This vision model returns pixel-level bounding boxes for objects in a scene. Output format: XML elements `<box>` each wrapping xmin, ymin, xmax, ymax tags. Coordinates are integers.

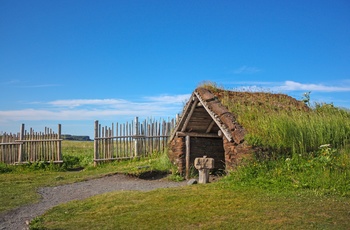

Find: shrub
<box><xmin>0</xmin><ymin>163</ymin><xmax>13</xmax><ymax>173</ymax></box>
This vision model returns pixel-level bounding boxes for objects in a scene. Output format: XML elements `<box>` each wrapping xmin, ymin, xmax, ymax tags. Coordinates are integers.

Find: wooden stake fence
<box><xmin>0</xmin><ymin>124</ymin><xmax>62</xmax><ymax>164</ymax></box>
<box><xmin>94</xmin><ymin>117</ymin><xmax>176</xmax><ymax>165</ymax></box>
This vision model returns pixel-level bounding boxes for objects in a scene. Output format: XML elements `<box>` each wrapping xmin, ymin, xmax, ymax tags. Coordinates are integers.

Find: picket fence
<box><xmin>94</xmin><ymin>117</ymin><xmax>176</xmax><ymax>165</ymax></box>
<box><xmin>0</xmin><ymin>124</ymin><xmax>62</xmax><ymax>164</ymax></box>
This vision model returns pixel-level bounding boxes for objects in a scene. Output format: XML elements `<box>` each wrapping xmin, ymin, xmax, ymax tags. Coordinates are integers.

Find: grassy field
<box><xmin>31</xmin><ymin>183</ymin><xmax>350</xmax><ymax>230</ymax></box>
<box><xmin>0</xmin><ymin>141</ymin><xmax>177</xmax><ymax>213</ymax></box>
<box><xmin>0</xmin><ymin>141</ymin><xmax>348</xmax><ymax>229</ymax></box>
<box><xmin>28</xmin><ymin>143</ymin><xmax>349</xmax><ymax>229</ymax></box>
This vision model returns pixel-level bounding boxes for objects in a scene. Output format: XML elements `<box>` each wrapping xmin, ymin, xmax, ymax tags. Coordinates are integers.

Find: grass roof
<box><xmin>200</xmin><ymin>83</ymin><xmax>350</xmax><ymax>158</ymax></box>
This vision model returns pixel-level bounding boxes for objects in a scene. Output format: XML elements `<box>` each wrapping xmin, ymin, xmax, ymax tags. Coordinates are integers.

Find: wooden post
<box><xmin>134</xmin><ymin>117</ymin><xmax>139</xmax><ymax>157</ymax></box>
<box><xmin>185</xmin><ymin>135</ymin><xmax>190</xmax><ymax>180</ymax></box>
<box><xmin>94</xmin><ymin>120</ymin><xmax>99</xmax><ymax>167</ymax></box>
<box><xmin>18</xmin><ymin>123</ymin><xmax>24</xmax><ymax>163</ymax></box>
<box><xmin>57</xmin><ymin>124</ymin><xmax>62</xmax><ymax>162</ymax></box>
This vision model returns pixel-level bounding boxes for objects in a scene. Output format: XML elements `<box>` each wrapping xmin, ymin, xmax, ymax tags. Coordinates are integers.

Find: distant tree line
<box><xmin>61</xmin><ymin>134</ymin><xmax>91</xmax><ymax>141</ymax></box>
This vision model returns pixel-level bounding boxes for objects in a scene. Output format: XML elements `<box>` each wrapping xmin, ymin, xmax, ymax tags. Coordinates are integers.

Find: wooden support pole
<box><xmin>94</xmin><ymin>120</ymin><xmax>99</xmax><ymax>167</ymax></box>
<box><xmin>57</xmin><ymin>124</ymin><xmax>62</xmax><ymax>162</ymax></box>
<box><xmin>185</xmin><ymin>135</ymin><xmax>190</xmax><ymax>180</ymax></box>
<box><xmin>18</xmin><ymin>123</ymin><xmax>24</xmax><ymax>163</ymax></box>
<box><xmin>134</xmin><ymin>117</ymin><xmax>139</xmax><ymax>157</ymax></box>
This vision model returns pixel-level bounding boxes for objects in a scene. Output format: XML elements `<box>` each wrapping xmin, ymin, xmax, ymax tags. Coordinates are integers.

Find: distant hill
<box><xmin>61</xmin><ymin>134</ymin><xmax>91</xmax><ymax>141</ymax></box>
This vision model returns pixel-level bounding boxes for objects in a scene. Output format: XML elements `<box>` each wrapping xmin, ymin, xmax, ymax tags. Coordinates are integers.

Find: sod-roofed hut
<box><xmin>168</xmin><ymin>86</ymin><xmax>308</xmax><ymax>177</ymax></box>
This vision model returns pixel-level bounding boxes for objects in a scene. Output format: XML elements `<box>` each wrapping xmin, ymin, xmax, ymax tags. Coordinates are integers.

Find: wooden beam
<box><xmin>193</xmin><ymin>91</ymin><xmax>233</xmax><ymax>142</ymax></box>
<box><xmin>181</xmin><ymin>97</ymin><xmax>199</xmax><ymax>132</ymax></box>
<box><xmin>205</xmin><ymin>120</ymin><xmax>215</xmax><ymax>133</ymax></box>
<box><xmin>176</xmin><ymin>131</ymin><xmax>221</xmax><ymax>138</ymax></box>
<box><xmin>185</xmin><ymin>135</ymin><xmax>190</xmax><ymax>180</ymax></box>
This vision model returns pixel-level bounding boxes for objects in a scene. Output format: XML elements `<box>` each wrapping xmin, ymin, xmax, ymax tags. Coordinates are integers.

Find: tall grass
<box><xmin>223</xmin><ymin>144</ymin><xmax>350</xmax><ymax>196</ymax></box>
<box><xmin>221</xmin><ymin>93</ymin><xmax>350</xmax><ymax>158</ymax></box>
<box><xmin>205</xmin><ymin>86</ymin><xmax>350</xmax><ymax>196</ymax></box>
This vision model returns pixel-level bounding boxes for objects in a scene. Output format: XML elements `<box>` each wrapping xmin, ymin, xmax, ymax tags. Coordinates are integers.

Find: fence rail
<box><xmin>94</xmin><ymin>117</ymin><xmax>176</xmax><ymax>165</ymax></box>
<box><xmin>0</xmin><ymin>124</ymin><xmax>62</xmax><ymax>164</ymax></box>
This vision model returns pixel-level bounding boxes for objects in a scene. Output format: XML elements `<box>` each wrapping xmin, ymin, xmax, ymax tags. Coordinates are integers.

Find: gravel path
<box><xmin>0</xmin><ymin>174</ymin><xmax>187</xmax><ymax>230</ymax></box>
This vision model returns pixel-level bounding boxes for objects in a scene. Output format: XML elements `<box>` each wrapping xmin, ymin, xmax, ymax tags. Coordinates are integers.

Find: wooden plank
<box><xmin>14</xmin><ymin>160</ymin><xmax>64</xmax><ymax>165</ymax></box>
<box><xmin>94</xmin><ymin>157</ymin><xmax>134</xmax><ymax>162</ymax></box>
<box><xmin>15</xmin><ymin>139</ymin><xmax>63</xmax><ymax>142</ymax></box>
<box><xmin>176</xmin><ymin>131</ymin><xmax>220</xmax><ymax>138</ymax></box>
<box><xmin>0</xmin><ymin>142</ymin><xmax>22</xmax><ymax>146</ymax></box>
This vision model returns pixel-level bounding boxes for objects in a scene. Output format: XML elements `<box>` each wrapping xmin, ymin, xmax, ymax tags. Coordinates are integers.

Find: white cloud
<box><xmin>48</xmin><ymin>94</ymin><xmax>191</xmax><ymax>108</ymax></box>
<box><xmin>233</xmin><ymin>66</ymin><xmax>262</xmax><ymax>74</ymax></box>
<box><xmin>275</xmin><ymin>81</ymin><xmax>350</xmax><ymax>92</ymax></box>
<box><xmin>0</xmin><ymin>108</ymin><xmax>167</xmax><ymax>122</ymax></box>
<box><xmin>143</xmin><ymin>94</ymin><xmax>190</xmax><ymax>104</ymax></box>
<box><xmin>1</xmin><ymin>80</ymin><xmax>61</xmax><ymax>88</ymax></box>
<box><xmin>48</xmin><ymin>99</ymin><xmax>129</xmax><ymax>108</ymax></box>
<box><xmin>0</xmin><ymin>94</ymin><xmax>190</xmax><ymax>122</ymax></box>
<box><xmin>228</xmin><ymin>80</ymin><xmax>350</xmax><ymax>93</ymax></box>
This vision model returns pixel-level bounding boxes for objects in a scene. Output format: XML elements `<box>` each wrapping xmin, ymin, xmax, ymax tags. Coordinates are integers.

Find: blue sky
<box><xmin>1</xmin><ymin>0</ymin><xmax>349</xmax><ymax>138</ymax></box>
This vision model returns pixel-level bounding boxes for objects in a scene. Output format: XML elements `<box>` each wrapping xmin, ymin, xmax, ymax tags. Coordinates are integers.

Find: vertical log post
<box><xmin>134</xmin><ymin>117</ymin><xmax>139</xmax><ymax>157</ymax></box>
<box><xmin>185</xmin><ymin>135</ymin><xmax>190</xmax><ymax>180</ymax></box>
<box><xmin>94</xmin><ymin>120</ymin><xmax>99</xmax><ymax>167</ymax></box>
<box><xmin>18</xmin><ymin>123</ymin><xmax>25</xmax><ymax>163</ymax></box>
<box><xmin>57</xmin><ymin>124</ymin><xmax>62</xmax><ymax>162</ymax></box>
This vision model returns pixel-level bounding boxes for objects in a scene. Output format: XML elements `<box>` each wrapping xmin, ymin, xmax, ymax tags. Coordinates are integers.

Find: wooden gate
<box><xmin>94</xmin><ymin>117</ymin><xmax>176</xmax><ymax>165</ymax></box>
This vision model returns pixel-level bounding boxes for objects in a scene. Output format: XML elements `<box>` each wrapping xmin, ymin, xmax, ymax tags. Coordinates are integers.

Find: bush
<box><xmin>61</xmin><ymin>155</ymin><xmax>81</xmax><ymax>170</ymax></box>
<box><xmin>0</xmin><ymin>163</ymin><xmax>13</xmax><ymax>173</ymax></box>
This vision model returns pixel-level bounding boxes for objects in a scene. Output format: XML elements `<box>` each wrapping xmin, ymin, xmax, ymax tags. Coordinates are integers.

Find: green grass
<box><xmin>28</xmin><ymin>144</ymin><xmax>350</xmax><ymax>229</ymax></box>
<box><xmin>234</xmin><ymin>100</ymin><xmax>349</xmax><ymax>158</ymax></box>
<box><xmin>224</xmin><ymin>145</ymin><xmax>350</xmax><ymax>197</ymax></box>
<box><xmin>0</xmin><ymin>141</ymin><xmax>178</xmax><ymax>213</ymax></box>
<box><xmin>31</xmin><ymin>182</ymin><xmax>350</xmax><ymax>230</ymax></box>
<box><xmin>1</xmin><ymin>136</ymin><xmax>349</xmax><ymax>229</ymax></box>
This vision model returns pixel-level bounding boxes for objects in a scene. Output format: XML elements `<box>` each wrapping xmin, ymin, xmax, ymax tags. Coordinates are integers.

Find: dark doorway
<box><xmin>189</xmin><ymin>137</ymin><xmax>225</xmax><ymax>173</ymax></box>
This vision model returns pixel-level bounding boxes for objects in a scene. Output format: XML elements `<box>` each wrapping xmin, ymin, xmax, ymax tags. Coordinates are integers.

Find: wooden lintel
<box><xmin>205</xmin><ymin>120</ymin><xmax>215</xmax><ymax>133</ymax></box>
<box><xmin>176</xmin><ymin>131</ymin><xmax>221</xmax><ymax>138</ymax></box>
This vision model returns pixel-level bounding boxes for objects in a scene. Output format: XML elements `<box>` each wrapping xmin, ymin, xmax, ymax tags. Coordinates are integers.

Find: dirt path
<box><xmin>0</xmin><ymin>174</ymin><xmax>187</xmax><ymax>230</ymax></box>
